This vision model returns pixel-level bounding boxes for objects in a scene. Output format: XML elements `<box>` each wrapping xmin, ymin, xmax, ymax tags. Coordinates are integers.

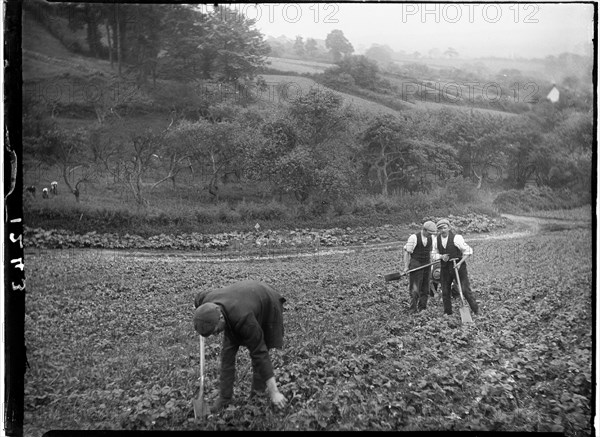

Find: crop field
<box><xmin>265</xmin><ymin>57</ymin><xmax>335</xmax><ymax>74</ymax></box>
<box><xmin>23</xmin><ymin>225</ymin><xmax>593</xmax><ymax>434</ymax></box>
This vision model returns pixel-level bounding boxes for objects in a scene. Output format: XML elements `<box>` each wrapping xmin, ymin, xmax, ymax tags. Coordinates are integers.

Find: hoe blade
<box><xmin>192</xmin><ymin>396</ymin><xmax>208</xmax><ymax>420</ymax></box>
<box><xmin>459</xmin><ymin>305</ymin><xmax>473</xmax><ymax>324</ymax></box>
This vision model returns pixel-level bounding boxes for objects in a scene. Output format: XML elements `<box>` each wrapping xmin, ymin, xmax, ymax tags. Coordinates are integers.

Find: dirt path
<box><xmin>498</xmin><ymin>213</ymin><xmax>591</xmax><ymax>236</ymax></box>
<box><xmin>86</xmin><ymin>213</ymin><xmax>591</xmax><ymax>263</ymax></box>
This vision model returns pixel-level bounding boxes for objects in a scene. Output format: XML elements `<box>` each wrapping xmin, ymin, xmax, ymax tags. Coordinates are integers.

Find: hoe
<box><xmin>452</xmin><ymin>258</ymin><xmax>473</xmax><ymax>325</ymax></box>
<box><xmin>384</xmin><ymin>260</ymin><xmax>439</xmax><ymax>282</ymax></box>
<box><xmin>192</xmin><ymin>335</ymin><xmax>209</xmax><ymax>420</ymax></box>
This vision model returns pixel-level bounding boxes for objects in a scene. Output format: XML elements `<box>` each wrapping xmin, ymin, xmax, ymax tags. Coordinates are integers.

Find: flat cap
<box><xmin>423</xmin><ymin>220</ymin><xmax>437</xmax><ymax>233</ymax></box>
<box><xmin>436</xmin><ymin>218</ymin><xmax>450</xmax><ymax>229</ymax></box>
<box><xmin>193</xmin><ymin>303</ymin><xmax>221</xmax><ymax>337</ymax></box>
<box><xmin>194</xmin><ymin>290</ymin><xmax>211</xmax><ymax>309</ymax></box>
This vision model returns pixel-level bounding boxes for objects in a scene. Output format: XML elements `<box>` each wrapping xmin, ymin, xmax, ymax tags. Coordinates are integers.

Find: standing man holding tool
<box><xmin>402</xmin><ymin>220</ymin><xmax>438</xmax><ymax>312</ymax></box>
<box><xmin>193</xmin><ymin>280</ymin><xmax>287</xmax><ymax>413</ymax></box>
<box><xmin>432</xmin><ymin>218</ymin><xmax>479</xmax><ymax>317</ymax></box>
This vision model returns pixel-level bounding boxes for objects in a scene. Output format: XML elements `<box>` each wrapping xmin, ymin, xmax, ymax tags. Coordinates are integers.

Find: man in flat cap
<box><xmin>193</xmin><ymin>280</ymin><xmax>287</xmax><ymax>412</ymax></box>
<box><xmin>402</xmin><ymin>220</ymin><xmax>438</xmax><ymax>312</ymax></box>
<box><xmin>432</xmin><ymin>218</ymin><xmax>479</xmax><ymax>316</ymax></box>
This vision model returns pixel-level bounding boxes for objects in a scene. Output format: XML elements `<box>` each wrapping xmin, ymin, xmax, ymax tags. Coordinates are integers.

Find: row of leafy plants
<box><xmin>23</xmin><ymin>212</ymin><xmax>508</xmax><ymax>251</ymax></box>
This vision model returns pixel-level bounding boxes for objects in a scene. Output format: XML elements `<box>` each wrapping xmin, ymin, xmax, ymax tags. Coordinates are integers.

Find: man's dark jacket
<box><xmin>194</xmin><ymin>280</ymin><xmax>286</xmax><ymax>399</ymax></box>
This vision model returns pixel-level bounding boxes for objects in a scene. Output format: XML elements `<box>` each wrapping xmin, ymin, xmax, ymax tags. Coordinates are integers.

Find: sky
<box><xmin>220</xmin><ymin>2</ymin><xmax>595</xmax><ymax>59</ymax></box>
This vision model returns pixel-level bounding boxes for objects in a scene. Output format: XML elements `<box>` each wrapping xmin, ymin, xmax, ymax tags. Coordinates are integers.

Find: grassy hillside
<box><xmin>23</xmin><ymin>12</ymin><xmax>115</xmax><ymax>80</ymax></box>
<box><xmin>265</xmin><ymin>56</ymin><xmax>333</xmax><ymax>74</ymax></box>
<box><xmin>260</xmin><ymin>74</ymin><xmax>404</xmax><ymax>116</ymax></box>
<box><xmin>264</xmin><ymin>57</ymin><xmax>521</xmax><ymax>117</ymax></box>
<box><xmin>21</xmin><ymin>10</ymin><xmax>588</xmax><ymax>238</ymax></box>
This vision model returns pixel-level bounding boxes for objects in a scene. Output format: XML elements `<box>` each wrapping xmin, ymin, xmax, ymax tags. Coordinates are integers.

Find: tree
<box><xmin>152</xmin><ymin>114</ymin><xmax>194</xmax><ymax>189</ymax></box>
<box><xmin>169</xmin><ymin>119</ymin><xmax>246</xmax><ymax>200</ymax></box>
<box><xmin>325</xmin><ymin>29</ymin><xmax>353</xmax><ymax>62</ymax></box>
<box><xmin>83</xmin><ymin>3</ymin><xmax>103</xmax><ymax>58</ymax></box>
<box><xmin>157</xmin><ymin>5</ymin><xmax>269</xmax><ymax>83</ymax></box>
<box><xmin>58</xmin><ymin>3</ymin><xmax>103</xmax><ymax>57</ymax></box>
<box><xmin>332</xmin><ymin>55</ymin><xmax>380</xmax><ymax>90</ymax></box>
<box><xmin>364</xmin><ymin>44</ymin><xmax>393</xmax><ymax>67</ymax></box>
<box><xmin>456</xmin><ymin>113</ymin><xmax>512</xmax><ymax>189</ymax></box>
<box><xmin>271</xmin><ymin>146</ymin><xmax>318</xmax><ymax>202</ymax></box>
<box><xmin>428</xmin><ymin>109</ymin><xmax>513</xmax><ymax>189</ymax></box>
<box><xmin>242</xmin><ymin>117</ymin><xmax>359</xmax><ymax>203</ymax></box>
<box><xmin>360</xmin><ymin>114</ymin><xmax>408</xmax><ymax>196</ymax></box>
<box><xmin>243</xmin><ymin>119</ymin><xmax>298</xmax><ymax>183</ymax></box>
<box><xmin>36</xmin><ymin>126</ymin><xmax>92</xmax><ymax>202</ymax></box>
<box><xmin>128</xmin><ymin>5</ymin><xmax>163</xmax><ymax>86</ymax></box>
<box><xmin>305</xmin><ymin>38</ymin><xmax>318</xmax><ymax>57</ymax></box>
<box><xmin>91</xmin><ymin>77</ymin><xmax>149</xmax><ymax>124</ymax></box>
<box><xmin>444</xmin><ymin>47</ymin><xmax>459</xmax><ymax>58</ymax></box>
<box><xmin>121</xmin><ymin>129</ymin><xmax>166</xmax><ymax>206</ymax></box>
<box><xmin>198</xmin><ymin>6</ymin><xmax>270</xmax><ymax>83</ymax></box>
<box><xmin>157</xmin><ymin>5</ymin><xmax>207</xmax><ymax>81</ymax></box>
<box><xmin>361</xmin><ymin>113</ymin><xmax>461</xmax><ymax>195</ymax></box>
<box><xmin>293</xmin><ymin>36</ymin><xmax>305</xmax><ymax>56</ymax></box>
<box><xmin>501</xmin><ymin>117</ymin><xmax>544</xmax><ymax>188</ymax></box>
<box><xmin>246</xmin><ymin>88</ymin><xmax>360</xmax><ymax>203</ymax></box>
<box><xmin>88</xmin><ymin>122</ymin><xmax>120</xmax><ymax>178</ymax></box>
<box><xmin>534</xmin><ymin>110</ymin><xmax>593</xmax><ymax>192</ymax></box>
<box><xmin>288</xmin><ymin>87</ymin><xmax>353</xmax><ymax>151</ymax></box>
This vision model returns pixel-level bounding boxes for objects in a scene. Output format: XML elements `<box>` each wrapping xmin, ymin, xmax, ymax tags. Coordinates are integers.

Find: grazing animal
<box><xmin>50</xmin><ymin>181</ymin><xmax>58</xmax><ymax>195</ymax></box>
<box><xmin>42</xmin><ymin>187</ymin><xmax>49</xmax><ymax>199</ymax></box>
<box><xmin>26</xmin><ymin>185</ymin><xmax>36</xmax><ymax>197</ymax></box>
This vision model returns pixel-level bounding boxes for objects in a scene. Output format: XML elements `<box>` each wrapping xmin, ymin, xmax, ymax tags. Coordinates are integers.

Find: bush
<box><xmin>195</xmin><ymin>208</ymin><xmax>216</xmax><ymax>224</ymax></box>
<box><xmin>492</xmin><ymin>187</ymin><xmax>587</xmax><ymax>213</ymax></box>
<box><xmin>291</xmin><ymin>204</ymin><xmax>313</xmax><ymax>221</ymax></box>
<box><xmin>257</xmin><ymin>200</ymin><xmax>289</xmax><ymax>221</ymax></box>
<box><xmin>445</xmin><ymin>177</ymin><xmax>479</xmax><ymax>203</ymax></box>
<box><xmin>352</xmin><ymin>194</ymin><xmax>399</xmax><ymax>215</ymax></box>
<box><xmin>332</xmin><ymin>199</ymin><xmax>348</xmax><ymax>216</ymax></box>
<box><xmin>235</xmin><ymin>200</ymin><xmax>288</xmax><ymax>221</ymax></box>
<box><xmin>217</xmin><ymin>205</ymin><xmax>241</xmax><ymax>223</ymax></box>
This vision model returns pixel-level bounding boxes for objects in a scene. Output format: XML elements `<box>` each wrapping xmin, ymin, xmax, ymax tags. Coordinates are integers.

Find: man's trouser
<box><xmin>220</xmin><ymin>337</ymin><xmax>268</xmax><ymax>401</ymax></box>
<box><xmin>439</xmin><ymin>262</ymin><xmax>479</xmax><ymax>315</ymax></box>
<box><xmin>408</xmin><ymin>265</ymin><xmax>431</xmax><ymax>312</ymax></box>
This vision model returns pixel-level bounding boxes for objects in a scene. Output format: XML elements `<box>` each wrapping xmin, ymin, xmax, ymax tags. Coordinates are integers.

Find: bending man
<box><xmin>193</xmin><ymin>280</ymin><xmax>287</xmax><ymax>412</ymax></box>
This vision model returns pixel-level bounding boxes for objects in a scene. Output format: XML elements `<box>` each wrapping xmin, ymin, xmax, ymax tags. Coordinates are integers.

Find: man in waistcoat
<box><xmin>432</xmin><ymin>218</ymin><xmax>479</xmax><ymax>316</ymax></box>
<box><xmin>403</xmin><ymin>220</ymin><xmax>437</xmax><ymax>312</ymax></box>
<box><xmin>193</xmin><ymin>280</ymin><xmax>287</xmax><ymax>412</ymax></box>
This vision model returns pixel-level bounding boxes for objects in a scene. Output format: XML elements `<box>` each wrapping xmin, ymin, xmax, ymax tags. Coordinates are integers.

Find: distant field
<box><xmin>263</xmin><ymin>58</ymin><xmax>519</xmax><ymax>117</ymax></box>
<box><xmin>392</xmin><ymin>56</ymin><xmax>551</xmax><ymax>79</ymax></box>
<box><xmin>260</xmin><ymin>74</ymin><xmax>401</xmax><ymax>116</ymax></box>
<box><xmin>265</xmin><ymin>56</ymin><xmax>334</xmax><ymax>74</ymax></box>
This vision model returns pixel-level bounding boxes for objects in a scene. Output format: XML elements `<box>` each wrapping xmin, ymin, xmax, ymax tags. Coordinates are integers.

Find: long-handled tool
<box><xmin>384</xmin><ymin>260</ymin><xmax>439</xmax><ymax>282</ymax></box>
<box><xmin>451</xmin><ymin>258</ymin><xmax>473</xmax><ymax>324</ymax></box>
<box><xmin>192</xmin><ymin>335</ymin><xmax>209</xmax><ymax>419</ymax></box>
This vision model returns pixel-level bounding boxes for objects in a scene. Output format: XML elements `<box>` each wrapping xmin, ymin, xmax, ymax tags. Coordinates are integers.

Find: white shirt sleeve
<box><xmin>453</xmin><ymin>234</ymin><xmax>473</xmax><ymax>256</ymax></box>
<box><xmin>404</xmin><ymin>234</ymin><xmax>417</xmax><ymax>253</ymax></box>
<box><xmin>431</xmin><ymin>237</ymin><xmax>441</xmax><ymax>260</ymax></box>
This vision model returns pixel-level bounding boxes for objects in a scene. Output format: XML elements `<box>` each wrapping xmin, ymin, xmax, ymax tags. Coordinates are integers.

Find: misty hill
<box><xmin>263</xmin><ymin>31</ymin><xmax>593</xmax><ymax>91</ymax></box>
